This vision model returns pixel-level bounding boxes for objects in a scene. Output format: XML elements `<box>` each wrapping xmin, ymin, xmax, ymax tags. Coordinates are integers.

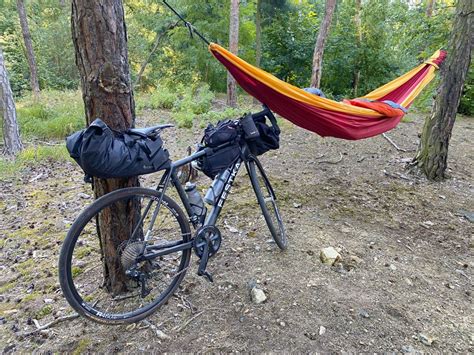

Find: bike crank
<box><xmin>193</xmin><ymin>226</ymin><xmax>221</xmax><ymax>282</ymax></box>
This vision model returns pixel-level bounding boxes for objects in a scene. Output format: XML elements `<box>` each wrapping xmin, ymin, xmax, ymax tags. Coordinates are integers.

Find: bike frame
<box><xmin>137</xmin><ymin>106</ymin><xmax>279</xmax><ymax>261</ymax></box>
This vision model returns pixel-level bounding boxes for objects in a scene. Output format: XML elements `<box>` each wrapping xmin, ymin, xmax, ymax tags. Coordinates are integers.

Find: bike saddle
<box><xmin>128</xmin><ymin>124</ymin><xmax>174</xmax><ymax>137</ymax></box>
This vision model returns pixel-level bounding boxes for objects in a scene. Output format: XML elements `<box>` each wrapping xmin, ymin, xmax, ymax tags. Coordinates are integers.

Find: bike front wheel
<box><xmin>247</xmin><ymin>158</ymin><xmax>288</xmax><ymax>250</ymax></box>
<box><xmin>58</xmin><ymin>187</ymin><xmax>192</xmax><ymax>324</ymax></box>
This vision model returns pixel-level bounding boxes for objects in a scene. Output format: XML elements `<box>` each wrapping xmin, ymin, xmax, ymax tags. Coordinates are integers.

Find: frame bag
<box><xmin>66</xmin><ymin>119</ymin><xmax>171</xmax><ymax>179</ymax></box>
<box><xmin>198</xmin><ymin>120</ymin><xmax>241</xmax><ymax>179</ymax></box>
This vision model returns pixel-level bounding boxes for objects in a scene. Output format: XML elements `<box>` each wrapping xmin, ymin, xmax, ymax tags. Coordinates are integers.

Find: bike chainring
<box><xmin>193</xmin><ymin>226</ymin><xmax>222</xmax><ymax>258</ymax></box>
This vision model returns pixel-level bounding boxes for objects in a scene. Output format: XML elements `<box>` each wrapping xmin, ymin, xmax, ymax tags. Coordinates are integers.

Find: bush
<box><xmin>16</xmin><ymin>90</ymin><xmax>84</xmax><ymax>139</ymax></box>
<box><xmin>172</xmin><ymin>111</ymin><xmax>195</xmax><ymax>128</ymax></box>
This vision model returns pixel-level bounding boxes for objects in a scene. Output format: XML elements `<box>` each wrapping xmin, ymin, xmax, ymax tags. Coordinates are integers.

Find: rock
<box><xmin>320</xmin><ymin>247</ymin><xmax>341</xmax><ymax>265</ymax></box>
<box><xmin>227</xmin><ymin>226</ymin><xmax>239</xmax><ymax>233</ymax></box>
<box><xmin>389</xmin><ymin>264</ymin><xmax>397</xmax><ymax>271</ymax></box>
<box><xmin>358</xmin><ymin>309</ymin><xmax>370</xmax><ymax>318</ymax></box>
<box><xmin>319</xmin><ymin>325</ymin><xmax>326</xmax><ymax>335</ymax></box>
<box><xmin>33</xmin><ymin>250</ymin><xmax>47</xmax><ymax>258</ymax></box>
<box><xmin>304</xmin><ymin>332</ymin><xmax>317</xmax><ymax>340</ymax></box>
<box><xmin>44</xmin><ymin>298</ymin><xmax>54</xmax><ymax>304</ymax></box>
<box><xmin>293</xmin><ymin>203</ymin><xmax>302</xmax><ymax>208</ymax></box>
<box><xmin>156</xmin><ymin>329</ymin><xmax>171</xmax><ymax>340</ymax></box>
<box><xmin>459</xmin><ymin>210</ymin><xmax>474</xmax><ymax>223</ymax></box>
<box><xmin>78</xmin><ymin>192</ymin><xmax>91</xmax><ymax>199</ymax></box>
<box><xmin>279</xmin><ymin>321</ymin><xmax>286</xmax><ymax>327</ymax></box>
<box><xmin>0</xmin><ymin>317</ymin><xmax>6</xmax><ymax>325</ymax></box>
<box><xmin>405</xmin><ymin>278</ymin><xmax>413</xmax><ymax>286</ymax></box>
<box><xmin>401</xmin><ymin>345</ymin><xmax>415</xmax><ymax>353</ymax></box>
<box><xmin>418</xmin><ymin>333</ymin><xmax>435</xmax><ymax>346</ymax></box>
<box><xmin>250</xmin><ymin>287</ymin><xmax>267</xmax><ymax>304</ymax></box>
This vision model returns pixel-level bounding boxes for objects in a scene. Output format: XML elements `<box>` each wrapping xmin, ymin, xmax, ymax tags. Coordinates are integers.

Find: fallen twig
<box><xmin>22</xmin><ymin>313</ymin><xmax>79</xmax><ymax>336</ymax></box>
<box><xmin>318</xmin><ymin>152</ymin><xmax>343</xmax><ymax>164</ymax></box>
<box><xmin>172</xmin><ymin>310</ymin><xmax>204</xmax><ymax>333</ymax></box>
<box><xmin>382</xmin><ymin>133</ymin><xmax>413</xmax><ymax>152</ymax></box>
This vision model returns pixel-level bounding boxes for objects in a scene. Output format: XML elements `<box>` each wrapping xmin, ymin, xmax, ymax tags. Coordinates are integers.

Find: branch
<box><xmin>317</xmin><ymin>152</ymin><xmax>343</xmax><ymax>164</ymax></box>
<box><xmin>382</xmin><ymin>133</ymin><xmax>413</xmax><ymax>152</ymax></box>
<box><xmin>21</xmin><ymin>313</ymin><xmax>79</xmax><ymax>336</ymax></box>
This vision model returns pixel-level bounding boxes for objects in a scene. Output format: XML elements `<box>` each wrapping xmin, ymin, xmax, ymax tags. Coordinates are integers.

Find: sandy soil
<box><xmin>1</xmin><ymin>107</ymin><xmax>473</xmax><ymax>353</ymax></box>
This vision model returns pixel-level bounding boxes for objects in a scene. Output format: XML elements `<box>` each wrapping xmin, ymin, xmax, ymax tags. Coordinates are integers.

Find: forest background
<box><xmin>0</xmin><ymin>0</ymin><xmax>472</xmax><ymax>145</ymax></box>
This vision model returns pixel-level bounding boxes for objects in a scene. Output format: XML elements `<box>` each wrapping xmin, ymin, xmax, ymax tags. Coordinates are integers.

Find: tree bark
<box><xmin>310</xmin><ymin>0</ymin><xmax>337</xmax><ymax>88</ymax></box>
<box><xmin>353</xmin><ymin>0</ymin><xmax>362</xmax><ymax>97</ymax></box>
<box><xmin>227</xmin><ymin>0</ymin><xmax>240</xmax><ymax>107</ymax></box>
<box><xmin>426</xmin><ymin>0</ymin><xmax>436</xmax><ymax>17</ymax></box>
<box><xmin>413</xmin><ymin>0</ymin><xmax>473</xmax><ymax>181</ymax></box>
<box><xmin>16</xmin><ymin>0</ymin><xmax>40</xmax><ymax>97</ymax></box>
<box><xmin>0</xmin><ymin>48</ymin><xmax>23</xmax><ymax>156</ymax></box>
<box><xmin>71</xmin><ymin>0</ymin><xmax>139</xmax><ymax>294</ymax></box>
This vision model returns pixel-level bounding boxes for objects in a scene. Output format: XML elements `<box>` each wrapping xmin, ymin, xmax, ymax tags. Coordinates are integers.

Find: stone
<box><xmin>320</xmin><ymin>247</ymin><xmax>341</xmax><ymax>265</ymax></box>
<box><xmin>358</xmin><ymin>309</ymin><xmax>370</xmax><ymax>318</ymax></box>
<box><xmin>78</xmin><ymin>192</ymin><xmax>91</xmax><ymax>199</ymax></box>
<box><xmin>319</xmin><ymin>325</ymin><xmax>326</xmax><ymax>335</ymax></box>
<box><xmin>44</xmin><ymin>298</ymin><xmax>54</xmax><ymax>304</ymax></box>
<box><xmin>418</xmin><ymin>333</ymin><xmax>435</xmax><ymax>346</ymax></box>
<box><xmin>250</xmin><ymin>287</ymin><xmax>267</xmax><ymax>304</ymax></box>
<box><xmin>156</xmin><ymin>329</ymin><xmax>171</xmax><ymax>340</ymax></box>
<box><xmin>389</xmin><ymin>264</ymin><xmax>397</xmax><ymax>271</ymax></box>
<box><xmin>459</xmin><ymin>210</ymin><xmax>474</xmax><ymax>223</ymax></box>
<box><xmin>401</xmin><ymin>345</ymin><xmax>415</xmax><ymax>353</ymax></box>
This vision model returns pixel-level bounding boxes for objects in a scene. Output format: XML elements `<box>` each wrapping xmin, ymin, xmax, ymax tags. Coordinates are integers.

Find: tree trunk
<box><xmin>413</xmin><ymin>0</ymin><xmax>473</xmax><ymax>181</ymax></box>
<box><xmin>16</xmin><ymin>0</ymin><xmax>40</xmax><ymax>97</ymax></box>
<box><xmin>71</xmin><ymin>0</ymin><xmax>139</xmax><ymax>294</ymax></box>
<box><xmin>426</xmin><ymin>0</ymin><xmax>435</xmax><ymax>17</ymax></box>
<box><xmin>227</xmin><ymin>0</ymin><xmax>240</xmax><ymax>107</ymax></box>
<box><xmin>353</xmin><ymin>0</ymin><xmax>362</xmax><ymax>97</ymax></box>
<box><xmin>0</xmin><ymin>48</ymin><xmax>23</xmax><ymax>156</ymax></box>
<box><xmin>253</xmin><ymin>0</ymin><xmax>262</xmax><ymax>105</ymax></box>
<box><xmin>310</xmin><ymin>0</ymin><xmax>337</xmax><ymax>88</ymax></box>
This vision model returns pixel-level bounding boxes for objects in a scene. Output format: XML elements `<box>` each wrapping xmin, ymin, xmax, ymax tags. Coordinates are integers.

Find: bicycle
<box><xmin>58</xmin><ymin>106</ymin><xmax>287</xmax><ymax>324</ymax></box>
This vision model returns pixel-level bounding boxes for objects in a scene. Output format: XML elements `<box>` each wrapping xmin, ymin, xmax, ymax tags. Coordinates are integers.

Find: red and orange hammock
<box><xmin>210</xmin><ymin>43</ymin><xmax>446</xmax><ymax>140</ymax></box>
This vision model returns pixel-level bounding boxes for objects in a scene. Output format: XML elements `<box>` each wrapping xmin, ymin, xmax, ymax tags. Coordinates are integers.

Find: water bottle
<box><xmin>185</xmin><ymin>182</ymin><xmax>206</xmax><ymax>222</ymax></box>
<box><xmin>204</xmin><ymin>168</ymin><xmax>231</xmax><ymax>205</ymax></box>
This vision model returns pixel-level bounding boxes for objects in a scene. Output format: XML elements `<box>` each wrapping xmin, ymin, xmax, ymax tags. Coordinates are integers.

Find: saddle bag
<box><xmin>66</xmin><ymin>119</ymin><xmax>171</xmax><ymax>179</ymax></box>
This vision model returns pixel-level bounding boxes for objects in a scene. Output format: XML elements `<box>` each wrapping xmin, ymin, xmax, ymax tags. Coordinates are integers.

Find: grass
<box><xmin>0</xmin><ymin>144</ymin><xmax>72</xmax><ymax>180</ymax></box>
<box><xmin>16</xmin><ymin>90</ymin><xmax>85</xmax><ymax>140</ymax></box>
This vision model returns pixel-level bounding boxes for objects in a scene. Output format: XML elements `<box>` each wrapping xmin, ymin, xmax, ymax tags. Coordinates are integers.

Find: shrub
<box><xmin>16</xmin><ymin>90</ymin><xmax>84</xmax><ymax>139</ymax></box>
<box><xmin>172</xmin><ymin>111</ymin><xmax>195</xmax><ymax>128</ymax></box>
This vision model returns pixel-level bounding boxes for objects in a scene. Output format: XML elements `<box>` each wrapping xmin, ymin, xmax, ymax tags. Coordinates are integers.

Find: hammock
<box><xmin>210</xmin><ymin>43</ymin><xmax>446</xmax><ymax>140</ymax></box>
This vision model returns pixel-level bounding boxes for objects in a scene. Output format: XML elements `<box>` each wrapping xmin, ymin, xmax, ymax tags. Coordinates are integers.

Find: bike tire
<box><xmin>247</xmin><ymin>158</ymin><xmax>288</xmax><ymax>250</ymax></box>
<box><xmin>58</xmin><ymin>187</ymin><xmax>192</xmax><ymax>324</ymax></box>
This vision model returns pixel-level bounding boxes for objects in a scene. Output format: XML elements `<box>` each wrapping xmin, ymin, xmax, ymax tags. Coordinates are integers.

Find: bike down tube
<box><xmin>204</xmin><ymin>159</ymin><xmax>243</xmax><ymax>226</ymax></box>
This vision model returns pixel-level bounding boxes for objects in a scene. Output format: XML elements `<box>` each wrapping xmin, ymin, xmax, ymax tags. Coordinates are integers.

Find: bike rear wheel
<box><xmin>247</xmin><ymin>159</ymin><xmax>288</xmax><ymax>250</ymax></box>
<box><xmin>58</xmin><ymin>187</ymin><xmax>192</xmax><ymax>324</ymax></box>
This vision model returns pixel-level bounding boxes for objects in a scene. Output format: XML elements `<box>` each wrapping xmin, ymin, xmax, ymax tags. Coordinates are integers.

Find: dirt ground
<box><xmin>1</xmin><ymin>106</ymin><xmax>473</xmax><ymax>353</ymax></box>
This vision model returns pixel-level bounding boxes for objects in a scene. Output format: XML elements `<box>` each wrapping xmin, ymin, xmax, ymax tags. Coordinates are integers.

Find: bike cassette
<box><xmin>193</xmin><ymin>226</ymin><xmax>222</xmax><ymax>258</ymax></box>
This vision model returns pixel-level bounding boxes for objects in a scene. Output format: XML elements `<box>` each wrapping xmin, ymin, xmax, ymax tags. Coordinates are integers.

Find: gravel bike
<box><xmin>58</xmin><ymin>106</ymin><xmax>287</xmax><ymax>324</ymax></box>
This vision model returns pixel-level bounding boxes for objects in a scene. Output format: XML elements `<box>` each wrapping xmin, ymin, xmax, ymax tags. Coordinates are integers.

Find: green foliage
<box><xmin>458</xmin><ymin>62</ymin><xmax>474</xmax><ymax>116</ymax></box>
<box><xmin>2</xmin><ymin>0</ymin><xmax>470</xmax><ymax>127</ymax></box>
<box><xmin>16</xmin><ymin>91</ymin><xmax>84</xmax><ymax>139</ymax></box>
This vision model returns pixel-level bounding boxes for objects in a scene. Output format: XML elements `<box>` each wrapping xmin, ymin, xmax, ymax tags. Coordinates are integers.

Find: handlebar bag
<box><xmin>66</xmin><ymin>118</ymin><xmax>171</xmax><ymax>179</ymax></box>
<box><xmin>203</xmin><ymin>120</ymin><xmax>239</xmax><ymax>147</ymax></box>
<box><xmin>247</xmin><ymin>115</ymin><xmax>280</xmax><ymax>156</ymax></box>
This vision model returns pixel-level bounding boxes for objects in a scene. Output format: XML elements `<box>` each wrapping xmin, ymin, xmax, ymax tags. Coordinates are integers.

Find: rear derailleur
<box><xmin>193</xmin><ymin>226</ymin><xmax>222</xmax><ymax>283</ymax></box>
